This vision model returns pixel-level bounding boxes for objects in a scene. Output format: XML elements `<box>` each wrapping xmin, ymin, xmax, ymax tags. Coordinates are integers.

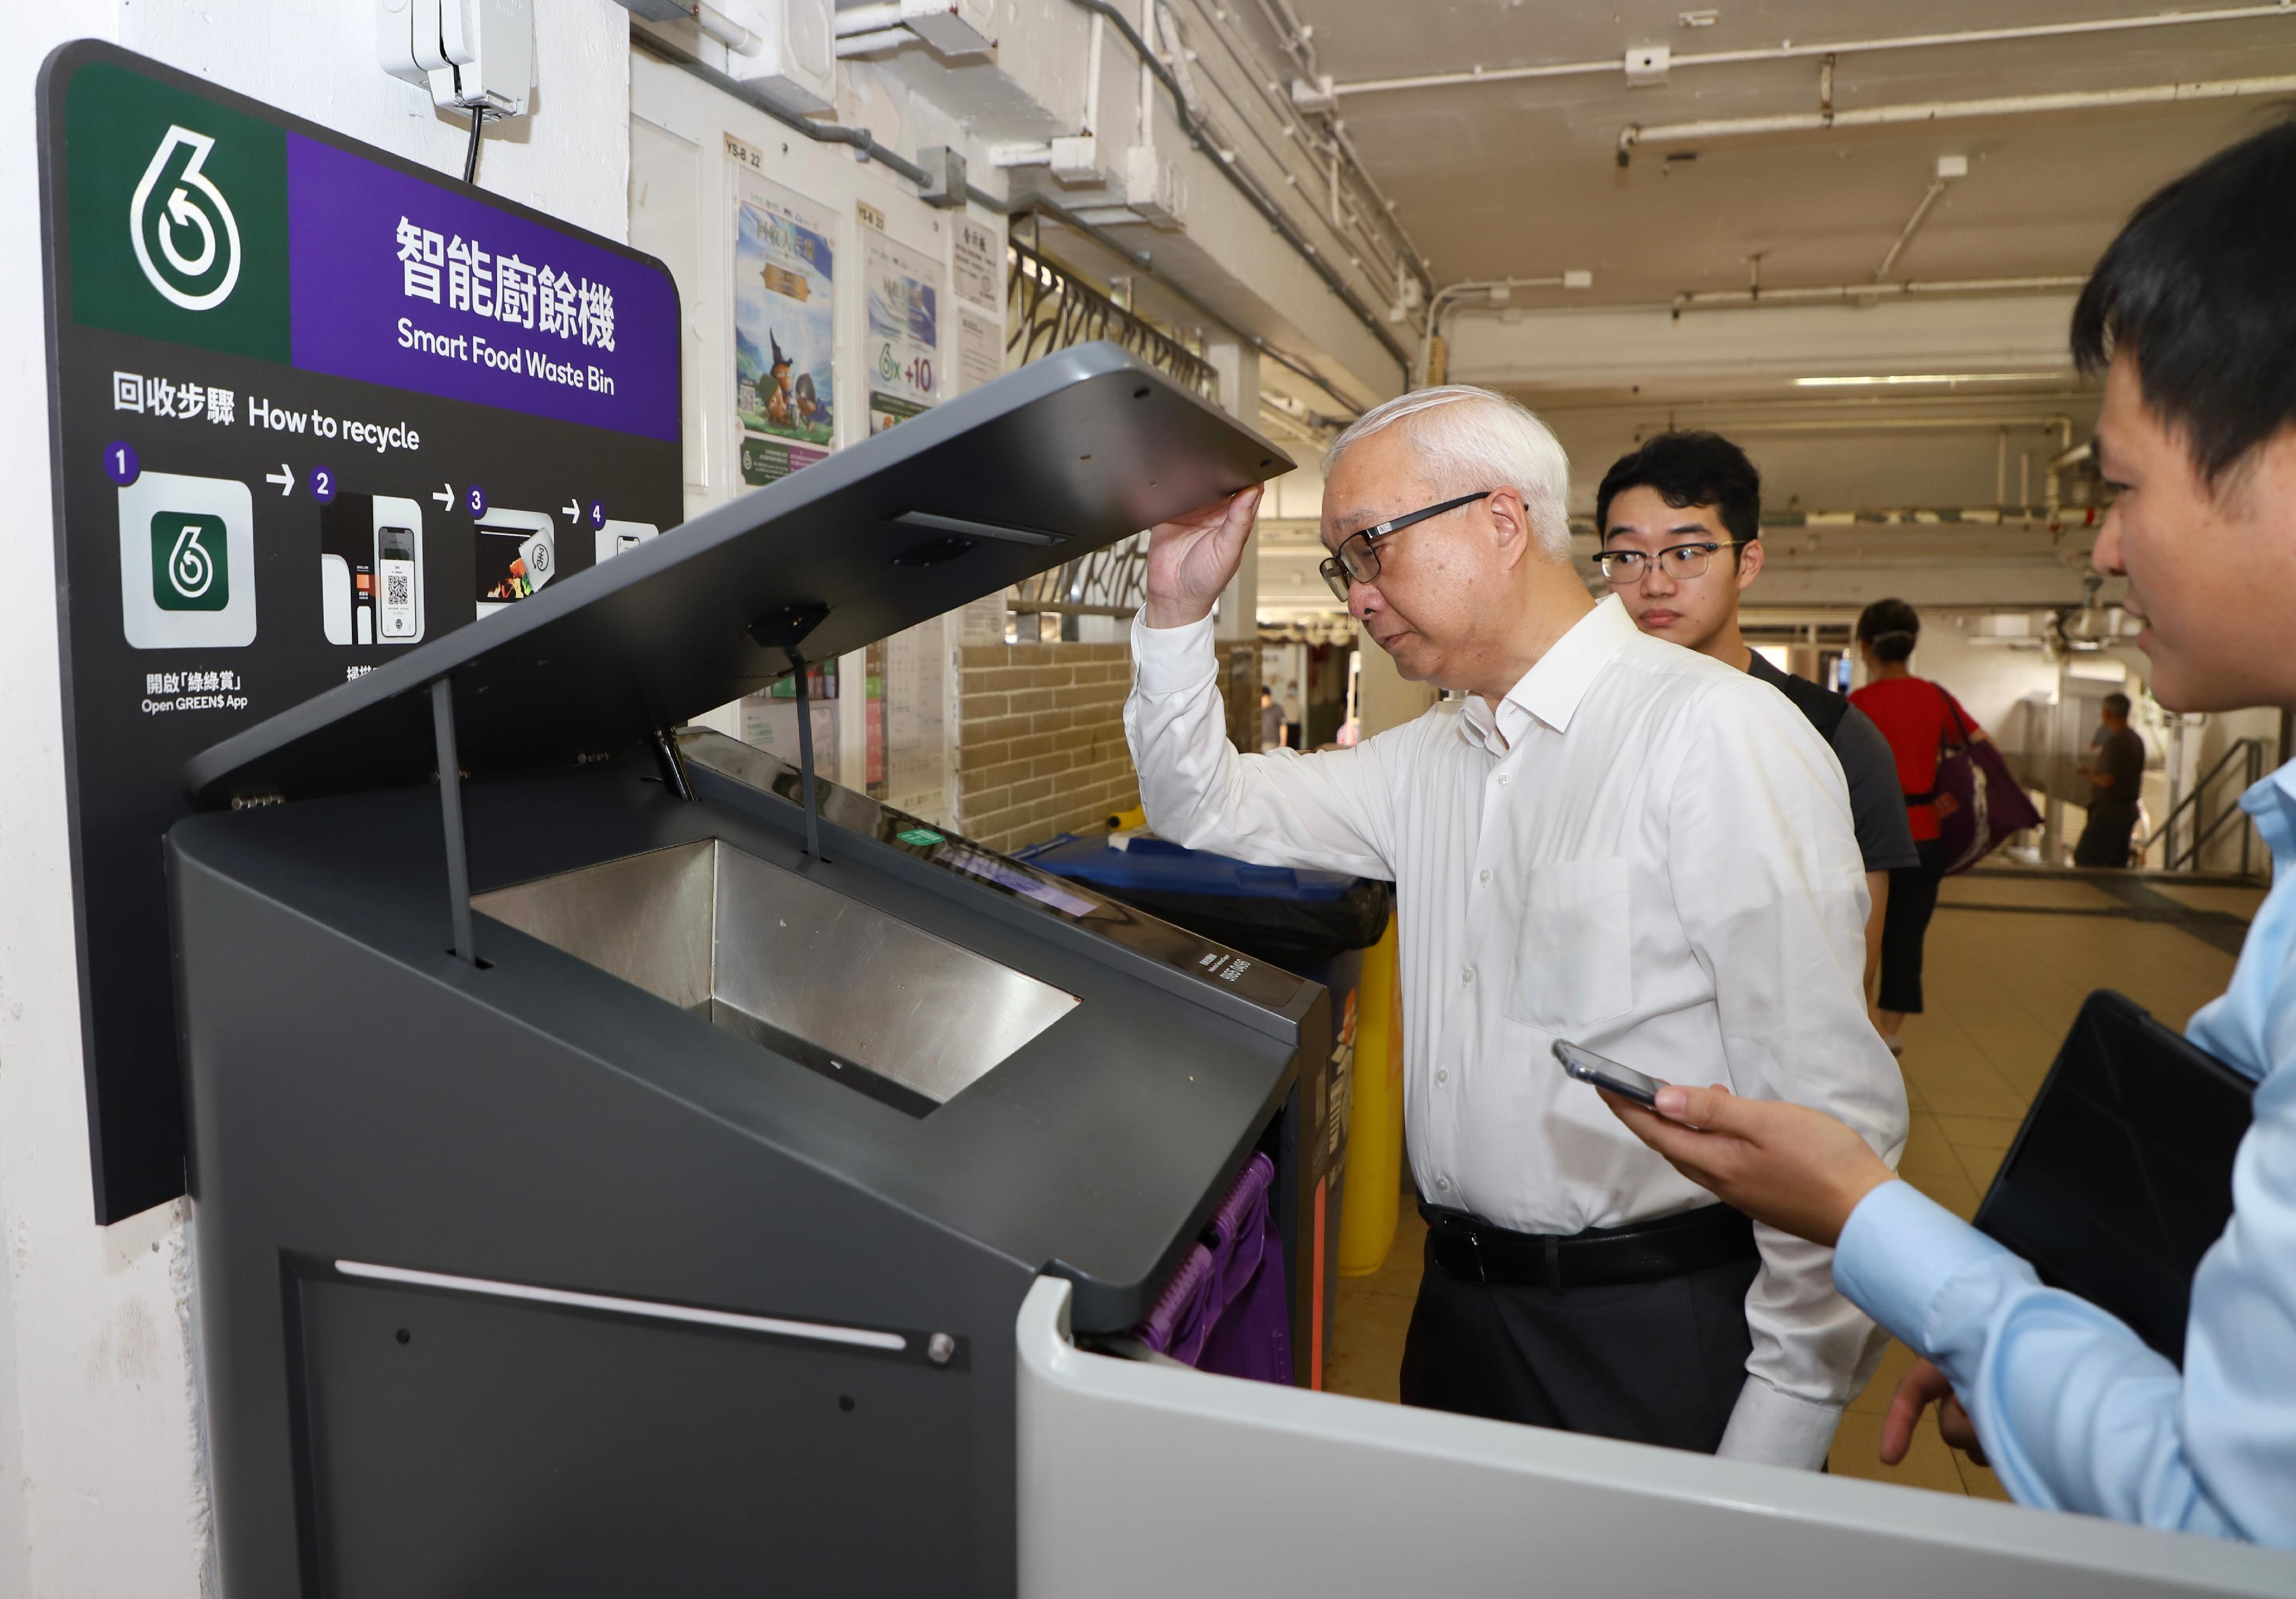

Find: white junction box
<box><xmin>1624</xmin><ymin>43</ymin><xmax>1671</xmax><ymax>86</ymax></box>
<box><xmin>377</xmin><ymin>0</ymin><xmax>534</xmax><ymax>118</ymax></box>
<box><xmin>721</xmin><ymin>0</ymin><xmax>838</xmax><ymax>117</ymax></box>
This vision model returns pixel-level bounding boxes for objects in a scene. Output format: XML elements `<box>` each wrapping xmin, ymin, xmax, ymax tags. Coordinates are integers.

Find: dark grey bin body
<box><xmin>168</xmin><ymin>346</ymin><xmax>1309</xmax><ymax>1596</ymax></box>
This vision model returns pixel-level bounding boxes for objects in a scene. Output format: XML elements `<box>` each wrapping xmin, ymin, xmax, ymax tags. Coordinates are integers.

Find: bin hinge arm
<box><xmin>745</xmin><ymin>602</ymin><xmax>833</xmax><ymax>864</ymax></box>
<box><xmin>430</xmin><ymin>677</ymin><xmax>479</xmax><ymax>965</ymax></box>
<box><xmin>651</xmin><ymin>727</ymin><xmax>695</xmax><ymax>800</ymax></box>
<box><xmin>790</xmin><ymin>657</ymin><xmax>825</xmax><ymax>864</ymax></box>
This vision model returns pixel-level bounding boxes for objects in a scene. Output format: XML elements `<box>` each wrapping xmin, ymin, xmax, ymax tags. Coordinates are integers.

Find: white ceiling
<box><xmin>1296</xmin><ymin>0</ymin><xmax>2296</xmax><ymax>304</ymax></box>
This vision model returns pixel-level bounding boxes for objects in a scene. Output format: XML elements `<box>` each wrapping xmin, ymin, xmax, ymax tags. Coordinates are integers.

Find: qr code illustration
<box><xmin>386</xmin><ymin>573</ymin><xmax>410</xmax><ymax>607</ymax></box>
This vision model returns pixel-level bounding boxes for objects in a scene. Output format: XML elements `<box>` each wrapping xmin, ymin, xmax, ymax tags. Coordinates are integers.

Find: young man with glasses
<box><xmin>1604</xmin><ymin>121</ymin><xmax>2296</xmax><ymax>1546</ymax></box>
<box><xmin>1126</xmin><ymin>387</ymin><xmax>1906</xmax><ymax>1470</ymax></box>
<box><xmin>1596</xmin><ymin>432</ymin><xmax>1918</xmax><ymax>1006</ymax></box>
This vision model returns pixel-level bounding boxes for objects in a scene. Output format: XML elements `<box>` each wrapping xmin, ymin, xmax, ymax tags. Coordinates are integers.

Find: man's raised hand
<box><xmin>1143</xmin><ymin>486</ymin><xmax>1263</xmax><ymax>630</ymax></box>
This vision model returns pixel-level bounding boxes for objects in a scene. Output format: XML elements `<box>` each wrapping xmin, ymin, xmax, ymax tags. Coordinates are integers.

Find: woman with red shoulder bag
<box><xmin>1849</xmin><ymin>598</ymin><xmax>1984</xmax><ymax>1054</ymax></box>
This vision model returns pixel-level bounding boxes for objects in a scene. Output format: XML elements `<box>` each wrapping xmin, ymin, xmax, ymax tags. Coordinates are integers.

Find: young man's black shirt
<box><xmin>1746</xmin><ymin>649</ymin><xmax>1921</xmax><ymax>874</ymax></box>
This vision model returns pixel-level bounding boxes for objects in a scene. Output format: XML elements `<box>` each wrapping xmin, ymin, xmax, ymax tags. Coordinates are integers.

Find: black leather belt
<box><xmin>1421</xmin><ymin>1201</ymin><xmax>1758</xmax><ymax>1291</ymax></box>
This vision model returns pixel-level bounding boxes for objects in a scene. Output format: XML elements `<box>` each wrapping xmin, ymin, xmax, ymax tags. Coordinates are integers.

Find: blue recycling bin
<box><xmin>1014</xmin><ymin>831</ymin><xmax>1391</xmax><ymax>1388</ymax></box>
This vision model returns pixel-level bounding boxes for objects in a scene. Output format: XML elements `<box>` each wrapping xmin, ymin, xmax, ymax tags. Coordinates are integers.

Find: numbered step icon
<box><xmin>588</xmin><ymin>499</ymin><xmax>606</xmax><ymax>531</ymax></box>
<box><xmin>465</xmin><ymin>482</ymin><xmax>488</xmax><ymax>518</ymax></box>
<box><xmin>309</xmin><ymin>464</ymin><xmax>337</xmax><ymax>504</ymax></box>
<box><xmin>103</xmin><ymin>440</ymin><xmax>139</xmax><ymax>487</ymax></box>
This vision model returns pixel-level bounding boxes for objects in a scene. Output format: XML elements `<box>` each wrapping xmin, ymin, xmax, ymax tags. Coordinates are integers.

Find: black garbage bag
<box><xmin>1103</xmin><ymin>875</ymin><xmax>1392</xmax><ymax>969</ymax></box>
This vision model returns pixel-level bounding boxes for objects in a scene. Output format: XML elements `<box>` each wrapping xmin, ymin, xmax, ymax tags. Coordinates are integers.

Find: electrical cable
<box><xmin>462</xmin><ymin>107</ymin><xmax>489</xmax><ymax>185</ymax></box>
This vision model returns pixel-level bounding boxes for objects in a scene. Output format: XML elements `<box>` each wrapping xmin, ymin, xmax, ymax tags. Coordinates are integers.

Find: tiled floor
<box><xmin>1323</xmin><ymin>886</ymin><xmax>2248</xmax><ymax>1504</ymax></box>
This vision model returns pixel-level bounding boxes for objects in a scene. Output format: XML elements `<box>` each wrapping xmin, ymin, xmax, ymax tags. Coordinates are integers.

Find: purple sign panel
<box><xmin>286</xmin><ymin>134</ymin><xmax>678</xmax><ymax>441</ymax></box>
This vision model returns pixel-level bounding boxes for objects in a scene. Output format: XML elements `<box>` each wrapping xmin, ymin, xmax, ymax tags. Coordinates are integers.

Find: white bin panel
<box><xmin>1015</xmin><ymin>1276</ymin><xmax>2293</xmax><ymax>1598</ymax></box>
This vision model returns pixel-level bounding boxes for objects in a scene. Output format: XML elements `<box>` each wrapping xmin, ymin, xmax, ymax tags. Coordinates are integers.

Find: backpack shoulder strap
<box><xmin>1805</xmin><ymin>687</ymin><xmax>1850</xmax><ymax>740</ymax></box>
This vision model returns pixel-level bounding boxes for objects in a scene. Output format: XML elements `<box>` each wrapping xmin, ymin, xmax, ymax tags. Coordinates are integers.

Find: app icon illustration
<box><xmin>152</xmin><ymin>513</ymin><xmax>228</xmax><ymax>610</ymax></box>
<box><xmin>117</xmin><ymin>469</ymin><xmax>255</xmax><ymax>649</ymax></box>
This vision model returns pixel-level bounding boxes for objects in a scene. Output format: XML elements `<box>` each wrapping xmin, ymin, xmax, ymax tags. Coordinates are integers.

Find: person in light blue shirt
<box><xmin>1602</xmin><ymin>118</ymin><xmax>2296</xmax><ymax>1548</ymax></box>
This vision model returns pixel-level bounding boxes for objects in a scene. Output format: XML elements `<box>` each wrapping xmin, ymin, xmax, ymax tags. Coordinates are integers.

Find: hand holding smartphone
<box><xmin>1553</xmin><ymin>1039</ymin><xmax>1666</xmax><ymax>1108</ymax></box>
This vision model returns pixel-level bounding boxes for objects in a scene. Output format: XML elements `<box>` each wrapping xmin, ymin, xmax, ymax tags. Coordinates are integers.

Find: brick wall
<box><xmin>956</xmin><ymin>642</ymin><xmax>1140</xmax><ymax>852</ymax></box>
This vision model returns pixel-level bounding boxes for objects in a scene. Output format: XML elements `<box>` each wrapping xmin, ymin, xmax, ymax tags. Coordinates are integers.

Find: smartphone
<box><xmin>1553</xmin><ymin>1039</ymin><xmax>1664</xmax><ymax>1108</ymax></box>
<box><xmin>377</xmin><ymin>526</ymin><xmax>418</xmax><ymax>641</ymax></box>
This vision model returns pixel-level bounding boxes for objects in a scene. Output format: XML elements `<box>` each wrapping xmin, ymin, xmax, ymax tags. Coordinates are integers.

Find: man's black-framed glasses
<box><xmin>1593</xmin><ymin>540</ymin><xmax>1743</xmax><ymax>587</ymax></box>
<box><xmin>1318</xmin><ymin>490</ymin><xmax>1492</xmax><ymax>602</ymax></box>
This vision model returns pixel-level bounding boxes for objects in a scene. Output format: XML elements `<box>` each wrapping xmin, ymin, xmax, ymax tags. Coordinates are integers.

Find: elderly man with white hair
<box><xmin>1125</xmin><ymin>385</ymin><xmax>1908</xmax><ymax>1469</ymax></box>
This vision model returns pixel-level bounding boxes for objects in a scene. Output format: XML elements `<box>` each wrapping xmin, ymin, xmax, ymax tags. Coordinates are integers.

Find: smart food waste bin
<box><xmin>167</xmin><ymin>346</ymin><xmax>2290</xmax><ymax>1599</ymax></box>
<box><xmin>1017</xmin><ymin>829</ymin><xmax>1393</xmax><ymax>1384</ymax></box>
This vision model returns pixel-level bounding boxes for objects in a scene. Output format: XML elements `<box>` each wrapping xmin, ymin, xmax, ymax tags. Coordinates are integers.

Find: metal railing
<box><xmin>2151</xmin><ymin>737</ymin><xmax>2266</xmax><ymax>875</ymax></box>
<box><xmin>1007</xmin><ymin>533</ymin><xmax>1151</xmax><ymax>621</ymax></box>
<box><xmin>1006</xmin><ymin>237</ymin><xmax>1220</xmax><ymax>402</ymax></box>
<box><xmin>999</xmin><ymin>235</ymin><xmax>1205</xmax><ymax>626</ymax></box>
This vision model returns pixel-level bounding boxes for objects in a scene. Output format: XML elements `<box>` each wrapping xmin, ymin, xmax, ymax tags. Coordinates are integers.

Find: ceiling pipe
<box><xmin>1058</xmin><ymin>0</ymin><xmax>1417</xmax><ymax>379</ymax></box>
<box><xmin>835</xmin><ymin>28</ymin><xmax>911</xmax><ymax>57</ymax></box>
<box><xmin>1874</xmin><ymin>156</ymin><xmax>1964</xmax><ymax>281</ymax></box>
<box><xmin>1619</xmin><ymin>74</ymin><xmax>2296</xmax><ymax>163</ymax></box>
<box><xmin>1671</xmin><ymin>273</ymin><xmax>2086</xmax><ymax>312</ymax></box>
<box><xmin>691</xmin><ymin>2</ymin><xmax>764</xmax><ymax>56</ymax></box>
<box><xmin>833</xmin><ymin>2</ymin><xmax>907</xmax><ymax>33</ymax></box>
<box><xmin>1630</xmin><ymin>414</ymin><xmax>2076</xmax><ymax>445</ymax></box>
<box><xmin>2046</xmin><ymin>439</ymin><xmax>2097</xmax><ymax>517</ymax></box>
<box><xmin>1324</xmin><ymin>4</ymin><xmax>2296</xmax><ymax>100</ymax></box>
<box><xmin>620</xmin><ymin>0</ymin><xmax>1415</xmax><ymax>387</ymax></box>
<box><xmin>1417</xmin><ymin>273</ymin><xmax>1593</xmax><ymax>386</ymax></box>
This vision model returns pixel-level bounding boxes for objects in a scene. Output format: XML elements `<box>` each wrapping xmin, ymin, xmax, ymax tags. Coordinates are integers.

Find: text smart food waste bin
<box><xmin>1015</xmin><ymin>830</ymin><xmax>1391</xmax><ymax>1388</ymax></box>
<box><xmin>166</xmin><ymin>345</ymin><xmax>1330</xmax><ymax>1599</ymax></box>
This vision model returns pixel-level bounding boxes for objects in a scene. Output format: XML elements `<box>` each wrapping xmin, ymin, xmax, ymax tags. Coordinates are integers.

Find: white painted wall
<box><xmin>1872</xmin><ymin>620</ymin><xmax>2062</xmax><ymax>748</ymax></box>
<box><xmin>0</xmin><ymin>6</ymin><xmax>634</xmax><ymax>1594</ymax></box>
<box><xmin>630</xmin><ymin>44</ymin><xmax>1013</xmax><ymax>825</ymax></box>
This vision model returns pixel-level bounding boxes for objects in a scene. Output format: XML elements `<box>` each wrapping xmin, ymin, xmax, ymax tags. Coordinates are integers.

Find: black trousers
<box><xmin>2074</xmin><ymin>802</ymin><xmax>2140</xmax><ymax>868</ymax></box>
<box><xmin>1398</xmin><ymin>1236</ymin><xmax>1762</xmax><ymax>1453</ymax></box>
<box><xmin>1878</xmin><ymin>836</ymin><xmax>1949</xmax><ymax>1015</ymax></box>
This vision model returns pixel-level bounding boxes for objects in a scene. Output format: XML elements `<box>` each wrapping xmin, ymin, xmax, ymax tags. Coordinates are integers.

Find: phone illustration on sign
<box><xmin>319</xmin><ymin>494</ymin><xmax>424</xmax><ymax>646</ymax></box>
<box><xmin>595</xmin><ymin>519</ymin><xmax>660</xmax><ymax>564</ymax></box>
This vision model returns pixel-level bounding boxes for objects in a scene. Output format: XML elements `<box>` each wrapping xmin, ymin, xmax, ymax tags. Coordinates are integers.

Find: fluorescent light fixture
<box><xmin>1793</xmin><ymin>372</ymin><xmax>2060</xmax><ymax>387</ymax></box>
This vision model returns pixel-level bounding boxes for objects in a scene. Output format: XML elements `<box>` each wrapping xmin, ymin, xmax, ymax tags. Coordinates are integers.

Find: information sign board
<box><xmin>38</xmin><ymin>42</ymin><xmax>683</xmax><ymax>1220</ymax></box>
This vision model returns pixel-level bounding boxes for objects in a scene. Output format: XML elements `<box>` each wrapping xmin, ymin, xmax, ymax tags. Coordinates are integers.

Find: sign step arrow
<box><xmin>264</xmin><ymin>464</ymin><xmax>293</xmax><ymax>495</ymax></box>
<box><xmin>433</xmin><ymin>482</ymin><xmax>453</xmax><ymax>507</ymax></box>
<box><xmin>562</xmin><ymin>501</ymin><xmax>580</xmax><ymax>521</ymax></box>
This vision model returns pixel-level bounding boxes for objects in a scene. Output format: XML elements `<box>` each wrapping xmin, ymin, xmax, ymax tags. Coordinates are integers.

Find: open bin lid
<box><xmin>184</xmin><ymin>344</ymin><xmax>1290</xmax><ymax>808</ymax></box>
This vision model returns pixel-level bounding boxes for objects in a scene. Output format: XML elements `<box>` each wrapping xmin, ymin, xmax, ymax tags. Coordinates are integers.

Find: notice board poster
<box><xmin>951</xmin><ymin>214</ymin><xmax>1000</xmax><ymax>310</ymax></box>
<box><xmin>732</xmin><ymin>159</ymin><xmax>835</xmax><ymax>486</ymax></box>
<box><xmin>864</xmin><ymin>229</ymin><xmax>941</xmax><ymax>433</ymax></box>
<box><xmin>38</xmin><ymin>42</ymin><xmax>682</xmax><ymax>1220</ymax></box>
<box><xmin>957</xmin><ymin>305</ymin><xmax>1003</xmax><ymax>394</ymax></box>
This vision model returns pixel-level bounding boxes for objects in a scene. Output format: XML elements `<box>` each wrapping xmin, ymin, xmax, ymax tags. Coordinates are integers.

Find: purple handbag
<box><xmin>1930</xmin><ymin>688</ymin><xmax>2043</xmax><ymax>875</ymax></box>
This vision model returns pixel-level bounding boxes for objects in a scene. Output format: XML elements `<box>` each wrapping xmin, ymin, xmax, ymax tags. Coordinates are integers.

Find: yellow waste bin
<box><xmin>1336</xmin><ymin>917</ymin><xmax>1402</xmax><ymax>1276</ymax></box>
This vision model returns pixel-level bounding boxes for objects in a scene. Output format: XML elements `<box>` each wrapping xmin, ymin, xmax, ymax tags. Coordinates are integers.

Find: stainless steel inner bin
<box><xmin>474</xmin><ymin>839</ymin><xmax>1079</xmax><ymax>1113</ymax></box>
